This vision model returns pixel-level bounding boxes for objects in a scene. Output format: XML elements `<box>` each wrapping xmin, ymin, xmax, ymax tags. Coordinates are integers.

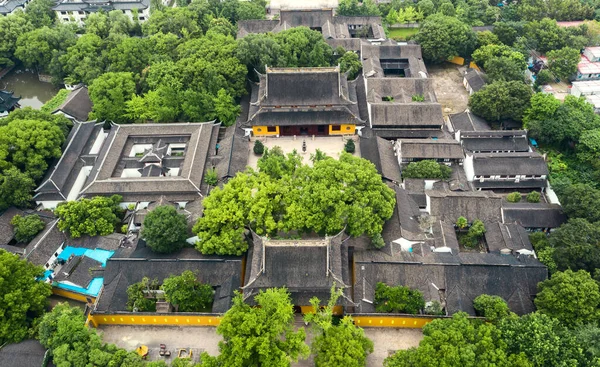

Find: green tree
<box><xmin>106</xmin><ymin>37</ymin><xmax>150</xmax><ymax>74</ymax></box>
<box><xmin>472</xmin><ymin>44</ymin><xmax>526</xmax><ymax>69</ymax></box>
<box><xmin>414</xmin><ymin>14</ymin><xmax>477</xmax><ymax>63</ymax></box>
<box><xmin>274</xmin><ymin>27</ymin><xmax>334</xmax><ymax>67</ymax></box>
<box><xmin>338</xmin><ymin>0</ymin><xmax>380</xmax><ymax>15</ymax></box>
<box><xmin>385</xmin><ymin>312</ymin><xmax>532</xmax><ymax>367</ymax></box>
<box><xmin>547</xmin><ymin>47</ymin><xmax>581</xmax><ymax>80</ymax></box>
<box><xmin>15</xmin><ymin>26</ymin><xmax>77</xmax><ymax>71</ymax></box>
<box><xmin>1</xmin><ymin>107</ymin><xmax>72</xmax><ymax>138</ymax></box>
<box><xmin>161</xmin><ymin>270</ymin><xmax>214</xmax><ymax>312</ymax></box>
<box><xmin>194</xmin><ymin>154</ymin><xmax>395</xmax><ymax>255</ymax></box>
<box><xmin>24</xmin><ymin>0</ymin><xmax>56</xmax><ymax>28</ymax></box>
<box><xmin>0</xmin><ymin>249</ymin><xmax>52</xmax><ymax>344</ymax></box>
<box><xmin>253</xmin><ymin>140</ymin><xmax>264</xmax><ymax>155</ymax></box>
<box><xmin>60</xmin><ymin>33</ymin><xmax>106</xmax><ymax>85</ymax></box>
<box><xmin>38</xmin><ymin>303</ymin><xmax>146</xmax><ymax>367</ymax></box>
<box><xmin>535</xmin><ymin>69</ymin><xmax>553</xmax><ymax>86</ymax></box>
<box><xmin>374</xmin><ymin>282</ymin><xmax>425</xmax><ymax>314</ymax></box>
<box><xmin>89</xmin><ymin>72</ymin><xmax>137</xmax><ymax>123</ymax></box>
<box><xmin>142</xmin><ymin>7</ymin><xmax>200</xmax><ymax>37</ymax></box>
<box><xmin>0</xmin><ymin>167</ymin><xmax>35</xmax><ymax>210</ymax></box>
<box><xmin>338</xmin><ymin>51</ymin><xmax>362</xmax><ymax>80</ymax></box>
<box><xmin>523</xmin><ymin>18</ymin><xmax>567</xmax><ymax>53</ymax></box>
<box><xmin>0</xmin><ymin>12</ymin><xmax>33</xmax><ymax>68</ymax></box>
<box><xmin>535</xmin><ymin>269</ymin><xmax>600</xmax><ymax>328</ymax></box>
<box><xmin>201</xmin><ymin>288</ymin><xmax>310</xmax><ymax>366</ymax></box>
<box><xmin>344</xmin><ymin>139</ymin><xmax>356</xmax><ymax>153</ymax></box>
<box><xmin>370</xmin><ymin>233</ymin><xmax>385</xmax><ymax>249</ymax></box>
<box><xmin>473</xmin><ymin>294</ymin><xmax>511</xmax><ymax>322</ymax></box>
<box><xmin>126</xmin><ymin>276</ymin><xmax>159</xmax><ymax>312</ymax></box>
<box><xmin>485</xmin><ymin>56</ymin><xmax>526</xmax><ymax>82</ymax></box>
<box><xmin>55</xmin><ymin>195</ymin><xmax>122</xmax><ymax>238</ymax></box>
<box><xmin>141</xmin><ymin>205</ymin><xmax>188</xmax><ymax>254</ymax></box>
<box><xmin>506</xmin><ymin>192</ymin><xmax>522</xmax><ymax>203</ymax></box>
<box><xmin>573</xmin><ymin>324</ymin><xmax>600</xmax><ymax>366</ymax></box>
<box><xmin>236</xmin><ymin>1</ymin><xmax>266</xmax><ymax>20</ymax></box>
<box><xmin>469</xmin><ymin>81</ymin><xmax>533</xmax><ymax>122</ymax></box>
<box><xmin>235</xmin><ymin>33</ymin><xmax>281</xmax><ymax>74</ymax></box>
<box><xmin>476</xmin><ymin>30</ymin><xmax>500</xmax><ymax>47</ymax></box>
<box><xmin>560</xmin><ymin>184</ymin><xmax>600</xmax><ymax>223</ymax></box>
<box><xmin>10</xmin><ymin>214</ymin><xmax>45</xmax><ymax>243</ymax></box>
<box><xmin>492</xmin><ymin>21</ymin><xmax>521</xmax><ymax>46</ymax></box>
<box><xmin>402</xmin><ymin>160</ymin><xmax>452</xmax><ymax>179</ymax></box>
<box><xmin>213</xmin><ymin>88</ymin><xmax>240</xmax><ymax>126</ymax></box>
<box><xmin>499</xmin><ymin>312</ymin><xmax>583</xmax><ymax>366</ymax></box>
<box><xmin>0</xmin><ymin>119</ymin><xmax>65</xmax><ymax>180</ymax></box>
<box><xmin>550</xmin><ymin>218</ymin><xmax>600</xmax><ymax>273</ymax></box>
<box><xmin>304</xmin><ymin>287</ymin><xmax>374</xmax><ymax>367</ymax></box>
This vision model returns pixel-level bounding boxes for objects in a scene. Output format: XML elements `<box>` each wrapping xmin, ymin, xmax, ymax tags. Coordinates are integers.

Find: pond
<box><xmin>0</xmin><ymin>68</ymin><xmax>59</xmax><ymax>109</ymax></box>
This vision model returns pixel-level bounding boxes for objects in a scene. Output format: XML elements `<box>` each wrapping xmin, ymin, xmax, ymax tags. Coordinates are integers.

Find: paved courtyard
<box><xmin>247</xmin><ymin>135</ymin><xmax>360</xmax><ymax>169</ymax></box>
<box><xmin>98</xmin><ymin>324</ymin><xmax>422</xmax><ymax>366</ymax></box>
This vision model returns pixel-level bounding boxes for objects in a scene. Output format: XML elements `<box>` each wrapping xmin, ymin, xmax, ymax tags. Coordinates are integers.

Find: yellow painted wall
<box><xmin>329</xmin><ymin>124</ymin><xmax>355</xmax><ymax>135</ymax></box>
<box><xmin>299</xmin><ymin>305</ymin><xmax>344</xmax><ymax>316</ymax></box>
<box><xmin>353</xmin><ymin>315</ymin><xmax>435</xmax><ymax>328</ymax></box>
<box><xmin>469</xmin><ymin>62</ymin><xmax>480</xmax><ymax>71</ymax></box>
<box><xmin>447</xmin><ymin>56</ymin><xmax>465</xmax><ymax>65</ymax></box>
<box><xmin>88</xmin><ymin>313</ymin><xmax>222</xmax><ymax>327</ymax></box>
<box><xmin>52</xmin><ymin>288</ymin><xmax>95</xmax><ymax>303</ymax></box>
<box><xmin>253</xmin><ymin>126</ymin><xmax>279</xmax><ymax>136</ymax></box>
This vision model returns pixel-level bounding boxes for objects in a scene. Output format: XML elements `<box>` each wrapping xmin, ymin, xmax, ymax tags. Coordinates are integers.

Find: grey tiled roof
<box><xmin>359</xmin><ymin>136</ymin><xmax>401</xmax><ymax>183</ymax></box>
<box><xmin>0</xmin><ymin>0</ymin><xmax>27</xmax><ymax>15</ymax></box>
<box><xmin>0</xmin><ymin>207</ymin><xmax>25</xmax><ymax>246</ymax></box>
<box><xmin>427</xmin><ymin>190</ymin><xmax>503</xmax><ymax>223</ymax></box>
<box><xmin>24</xmin><ymin>220</ymin><xmax>67</xmax><ymax>267</ymax></box>
<box><xmin>464</xmin><ymin>68</ymin><xmax>486</xmax><ymax>92</ymax></box>
<box><xmin>0</xmin><ymin>339</ymin><xmax>47</xmax><ymax>367</ymax></box>
<box><xmin>54</xmin><ymin>86</ymin><xmax>92</xmax><ymax>122</ymax></box>
<box><xmin>502</xmin><ymin>203</ymin><xmax>567</xmax><ymax>229</ymax></box>
<box><xmin>449</xmin><ymin>110</ymin><xmax>491</xmax><ymax>132</ymax></box>
<box><xmin>53</xmin><ymin>0</ymin><xmax>149</xmax><ymax>12</ymax></box>
<box><xmin>95</xmin><ymin>252</ymin><xmax>242</xmax><ymax>314</ymax></box>
<box><xmin>472</xmin><ymin>152</ymin><xmax>549</xmax><ymax>176</ymax></box>
<box><xmin>398</xmin><ymin>139</ymin><xmax>464</xmax><ymax>160</ymax></box>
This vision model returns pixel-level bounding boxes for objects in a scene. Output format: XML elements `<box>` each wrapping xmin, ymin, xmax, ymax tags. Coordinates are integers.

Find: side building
<box><xmin>53</xmin><ymin>0</ymin><xmax>150</xmax><ymax>24</ymax></box>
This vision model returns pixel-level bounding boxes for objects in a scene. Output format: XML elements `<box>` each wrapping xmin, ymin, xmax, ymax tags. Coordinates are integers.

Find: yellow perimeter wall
<box><xmin>447</xmin><ymin>56</ymin><xmax>465</xmax><ymax>65</ymax></box>
<box><xmin>329</xmin><ymin>124</ymin><xmax>355</xmax><ymax>135</ymax></box>
<box><xmin>88</xmin><ymin>313</ymin><xmax>438</xmax><ymax>329</ymax></box>
<box><xmin>353</xmin><ymin>315</ymin><xmax>436</xmax><ymax>328</ymax></box>
<box><xmin>253</xmin><ymin>126</ymin><xmax>279</xmax><ymax>136</ymax></box>
<box><xmin>52</xmin><ymin>288</ymin><xmax>95</xmax><ymax>304</ymax></box>
<box><xmin>88</xmin><ymin>313</ymin><xmax>222</xmax><ymax>327</ymax></box>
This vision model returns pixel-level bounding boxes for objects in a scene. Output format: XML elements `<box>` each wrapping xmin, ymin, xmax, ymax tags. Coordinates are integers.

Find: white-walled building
<box><xmin>53</xmin><ymin>0</ymin><xmax>150</xmax><ymax>25</ymax></box>
<box><xmin>0</xmin><ymin>0</ymin><xmax>28</xmax><ymax>15</ymax></box>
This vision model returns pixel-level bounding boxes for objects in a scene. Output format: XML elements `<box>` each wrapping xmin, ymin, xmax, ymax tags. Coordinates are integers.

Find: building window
<box><xmin>78</xmin><ymin>10</ymin><xmax>84</xmax><ymax>14</ymax></box>
<box><xmin>345</xmin><ymin>126</ymin><xmax>352</xmax><ymax>131</ymax></box>
<box><xmin>139</xmin><ymin>16</ymin><xmax>145</xmax><ymax>21</ymax></box>
<box><xmin>63</xmin><ymin>18</ymin><xmax>69</xmax><ymax>21</ymax></box>
<box><xmin>331</xmin><ymin>125</ymin><xmax>341</xmax><ymax>131</ymax></box>
<box><xmin>267</xmin><ymin>126</ymin><xmax>277</xmax><ymax>133</ymax></box>
<box><xmin>256</xmin><ymin>128</ymin><xmax>262</xmax><ymax>132</ymax></box>
<box><xmin>61</xmin><ymin>11</ymin><xmax>67</xmax><ymax>14</ymax></box>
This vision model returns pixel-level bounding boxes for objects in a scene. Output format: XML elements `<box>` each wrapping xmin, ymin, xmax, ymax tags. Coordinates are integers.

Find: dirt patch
<box><xmin>427</xmin><ymin>63</ymin><xmax>470</xmax><ymax>116</ymax></box>
<box><xmin>99</xmin><ymin>324</ymin><xmax>423</xmax><ymax>366</ymax></box>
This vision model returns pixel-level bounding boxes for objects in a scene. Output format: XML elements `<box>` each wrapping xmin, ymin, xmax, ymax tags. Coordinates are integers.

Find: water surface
<box><xmin>0</xmin><ymin>68</ymin><xmax>59</xmax><ymax>109</ymax></box>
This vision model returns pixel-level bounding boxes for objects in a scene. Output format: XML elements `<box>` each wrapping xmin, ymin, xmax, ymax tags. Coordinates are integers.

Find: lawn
<box><xmin>388</xmin><ymin>27</ymin><xmax>419</xmax><ymax>40</ymax></box>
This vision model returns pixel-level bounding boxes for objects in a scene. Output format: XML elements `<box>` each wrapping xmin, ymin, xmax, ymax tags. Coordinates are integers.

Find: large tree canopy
<box><xmin>194</xmin><ymin>150</ymin><xmax>395</xmax><ymax>255</ymax></box>
<box><xmin>535</xmin><ymin>270</ymin><xmax>600</xmax><ymax>328</ymax></box>
<box><xmin>55</xmin><ymin>195</ymin><xmax>123</xmax><ymax>238</ymax></box>
<box><xmin>201</xmin><ymin>288</ymin><xmax>310</xmax><ymax>366</ymax></box>
<box><xmin>414</xmin><ymin>14</ymin><xmax>477</xmax><ymax>63</ymax></box>
<box><xmin>141</xmin><ymin>205</ymin><xmax>188</xmax><ymax>254</ymax></box>
<box><xmin>469</xmin><ymin>80</ymin><xmax>533</xmax><ymax>122</ymax></box>
<box><xmin>384</xmin><ymin>313</ymin><xmax>531</xmax><ymax>367</ymax></box>
<box><xmin>0</xmin><ymin>249</ymin><xmax>52</xmax><ymax>344</ymax></box>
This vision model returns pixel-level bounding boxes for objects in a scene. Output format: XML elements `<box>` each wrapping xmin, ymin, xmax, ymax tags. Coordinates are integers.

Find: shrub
<box><xmin>141</xmin><ymin>205</ymin><xmax>188</xmax><ymax>254</ymax></box>
<box><xmin>402</xmin><ymin>160</ymin><xmax>452</xmax><ymax>179</ymax></box>
<box><xmin>424</xmin><ymin>301</ymin><xmax>445</xmax><ymax>315</ymax></box>
<box><xmin>506</xmin><ymin>192</ymin><xmax>522</xmax><ymax>203</ymax></box>
<box><xmin>412</xmin><ymin>94</ymin><xmax>425</xmax><ymax>102</ymax></box>
<box><xmin>204</xmin><ymin>168</ymin><xmax>218</xmax><ymax>186</ymax></box>
<box><xmin>345</xmin><ymin>139</ymin><xmax>355</xmax><ymax>153</ymax></box>
<box><xmin>371</xmin><ymin>233</ymin><xmax>385</xmax><ymax>249</ymax></box>
<box><xmin>456</xmin><ymin>216</ymin><xmax>468</xmax><ymax>230</ymax></box>
<box><xmin>121</xmin><ymin>224</ymin><xmax>128</xmax><ymax>234</ymax></box>
<box><xmin>40</xmin><ymin>89</ymin><xmax>69</xmax><ymax>113</ymax></box>
<box><xmin>253</xmin><ymin>140</ymin><xmax>264</xmax><ymax>155</ymax></box>
<box><xmin>374</xmin><ymin>282</ymin><xmax>425</xmax><ymax>314</ymax></box>
<box><xmin>527</xmin><ymin>191</ymin><xmax>541</xmax><ymax>203</ymax></box>
<box><xmin>469</xmin><ymin>219</ymin><xmax>486</xmax><ymax>237</ymax></box>
<box><xmin>10</xmin><ymin>214</ymin><xmax>45</xmax><ymax>243</ymax></box>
